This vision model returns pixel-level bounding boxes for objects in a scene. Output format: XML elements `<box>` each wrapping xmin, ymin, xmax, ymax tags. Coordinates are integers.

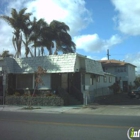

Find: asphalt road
<box><xmin>0</xmin><ymin>112</ymin><xmax>140</xmax><ymax>140</ymax></box>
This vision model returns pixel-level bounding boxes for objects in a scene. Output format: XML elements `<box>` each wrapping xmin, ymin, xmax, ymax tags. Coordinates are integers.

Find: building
<box><xmin>100</xmin><ymin>59</ymin><xmax>136</xmax><ymax>92</ymax></box>
<box><xmin>0</xmin><ymin>53</ymin><xmax>116</xmax><ymax>105</ymax></box>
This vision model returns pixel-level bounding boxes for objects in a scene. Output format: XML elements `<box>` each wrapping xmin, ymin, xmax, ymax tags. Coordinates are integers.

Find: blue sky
<box><xmin>0</xmin><ymin>0</ymin><xmax>140</xmax><ymax>74</ymax></box>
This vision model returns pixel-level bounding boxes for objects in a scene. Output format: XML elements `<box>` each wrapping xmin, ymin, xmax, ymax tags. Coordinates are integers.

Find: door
<box><xmin>123</xmin><ymin>81</ymin><xmax>128</xmax><ymax>92</ymax></box>
<box><xmin>61</xmin><ymin>74</ymin><xmax>68</xmax><ymax>90</ymax></box>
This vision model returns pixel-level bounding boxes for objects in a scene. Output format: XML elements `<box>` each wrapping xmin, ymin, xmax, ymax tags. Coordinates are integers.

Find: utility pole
<box><xmin>107</xmin><ymin>49</ymin><xmax>111</xmax><ymax>60</ymax></box>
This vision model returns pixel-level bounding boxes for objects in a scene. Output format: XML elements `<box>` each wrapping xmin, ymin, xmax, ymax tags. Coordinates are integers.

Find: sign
<box><xmin>127</xmin><ymin>127</ymin><xmax>140</xmax><ymax>140</ymax></box>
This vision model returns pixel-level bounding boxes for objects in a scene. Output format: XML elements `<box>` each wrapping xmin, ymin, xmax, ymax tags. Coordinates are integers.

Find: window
<box><xmin>90</xmin><ymin>77</ymin><xmax>94</xmax><ymax>85</ymax></box>
<box><xmin>116</xmin><ymin>66</ymin><xmax>126</xmax><ymax>73</ymax></box>
<box><xmin>104</xmin><ymin>76</ymin><xmax>107</xmax><ymax>82</ymax></box>
<box><xmin>37</xmin><ymin>74</ymin><xmax>51</xmax><ymax>89</ymax></box>
<box><xmin>16</xmin><ymin>74</ymin><xmax>33</xmax><ymax>89</ymax></box>
<box><xmin>109</xmin><ymin>76</ymin><xmax>112</xmax><ymax>83</ymax></box>
<box><xmin>96</xmin><ymin>76</ymin><xmax>100</xmax><ymax>82</ymax></box>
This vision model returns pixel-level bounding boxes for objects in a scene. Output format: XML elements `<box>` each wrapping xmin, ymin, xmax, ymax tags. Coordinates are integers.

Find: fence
<box><xmin>0</xmin><ymin>96</ymin><xmax>3</xmax><ymax>104</ymax></box>
<box><xmin>87</xmin><ymin>87</ymin><xmax>113</xmax><ymax>103</ymax></box>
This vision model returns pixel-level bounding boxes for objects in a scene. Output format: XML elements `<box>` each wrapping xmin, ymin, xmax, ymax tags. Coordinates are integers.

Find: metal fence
<box><xmin>87</xmin><ymin>87</ymin><xmax>113</xmax><ymax>103</ymax></box>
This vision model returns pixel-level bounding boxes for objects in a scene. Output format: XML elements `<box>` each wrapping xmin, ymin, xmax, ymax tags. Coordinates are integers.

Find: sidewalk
<box><xmin>0</xmin><ymin>105</ymin><xmax>80</xmax><ymax>114</ymax></box>
<box><xmin>1</xmin><ymin>93</ymin><xmax>140</xmax><ymax>116</ymax></box>
<box><xmin>1</xmin><ymin>104</ymin><xmax>140</xmax><ymax>116</ymax></box>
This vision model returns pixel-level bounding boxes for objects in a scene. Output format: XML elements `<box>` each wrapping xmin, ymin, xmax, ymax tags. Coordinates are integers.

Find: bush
<box><xmin>5</xmin><ymin>96</ymin><xmax>64</xmax><ymax>106</ymax></box>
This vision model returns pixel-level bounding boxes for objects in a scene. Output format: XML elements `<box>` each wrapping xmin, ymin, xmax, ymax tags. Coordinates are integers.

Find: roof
<box><xmin>85</xmin><ymin>58</ymin><xmax>104</xmax><ymax>75</ymax></box>
<box><xmin>99</xmin><ymin>59</ymin><xmax>136</xmax><ymax>67</ymax></box>
<box><xmin>3</xmin><ymin>53</ymin><xmax>104</xmax><ymax>75</ymax></box>
<box><xmin>14</xmin><ymin>53</ymin><xmax>77</xmax><ymax>73</ymax></box>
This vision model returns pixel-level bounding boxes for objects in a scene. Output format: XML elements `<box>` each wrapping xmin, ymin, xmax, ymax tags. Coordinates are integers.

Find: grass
<box><xmin>22</xmin><ymin>106</ymin><xmax>41</xmax><ymax>110</ymax></box>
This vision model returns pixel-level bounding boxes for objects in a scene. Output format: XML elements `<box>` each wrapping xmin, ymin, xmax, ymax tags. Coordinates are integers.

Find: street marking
<box><xmin>0</xmin><ymin>119</ymin><xmax>139</xmax><ymax>129</ymax></box>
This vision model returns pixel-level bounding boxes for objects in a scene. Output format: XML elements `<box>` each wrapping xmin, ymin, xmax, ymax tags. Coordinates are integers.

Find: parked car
<box><xmin>128</xmin><ymin>87</ymin><xmax>140</xmax><ymax>99</ymax></box>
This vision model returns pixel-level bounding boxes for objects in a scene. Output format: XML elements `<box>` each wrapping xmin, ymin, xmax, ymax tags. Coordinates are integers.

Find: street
<box><xmin>0</xmin><ymin>111</ymin><xmax>140</xmax><ymax>140</ymax></box>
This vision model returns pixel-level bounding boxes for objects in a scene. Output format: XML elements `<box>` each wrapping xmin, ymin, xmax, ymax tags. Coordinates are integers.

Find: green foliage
<box><xmin>0</xmin><ymin>8</ymin><xmax>76</xmax><ymax>57</ymax></box>
<box><xmin>109</xmin><ymin>82</ymin><xmax>121</xmax><ymax>94</ymax></box>
<box><xmin>14</xmin><ymin>92</ymin><xmax>20</xmax><ymax>96</ymax></box>
<box><xmin>134</xmin><ymin>76</ymin><xmax>140</xmax><ymax>87</ymax></box>
<box><xmin>5</xmin><ymin>96</ymin><xmax>64</xmax><ymax>106</ymax></box>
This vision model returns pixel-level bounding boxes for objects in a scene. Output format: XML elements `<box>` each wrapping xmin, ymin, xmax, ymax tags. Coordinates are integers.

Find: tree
<box><xmin>49</xmin><ymin>20</ymin><xmax>76</xmax><ymax>54</ymax></box>
<box><xmin>58</xmin><ymin>32</ymin><xmax>76</xmax><ymax>54</ymax></box>
<box><xmin>30</xmin><ymin>18</ymin><xmax>51</xmax><ymax>56</ymax></box>
<box><xmin>27</xmin><ymin>66</ymin><xmax>47</xmax><ymax>108</ymax></box>
<box><xmin>0</xmin><ymin>8</ymin><xmax>31</xmax><ymax>58</ymax></box>
<box><xmin>37</xmin><ymin>25</ymin><xmax>54</xmax><ymax>55</ymax></box>
<box><xmin>21</xmin><ymin>17</ymin><xmax>34</xmax><ymax>57</ymax></box>
<box><xmin>134</xmin><ymin>76</ymin><xmax>140</xmax><ymax>87</ymax></box>
<box><xmin>0</xmin><ymin>8</ymin><xmax>76</xmax><ymax>57</ymax></box>
<box><xmin>0</xmin><ymin>50</ymin><xmax>13</xmax><ymax>57</ymax></box>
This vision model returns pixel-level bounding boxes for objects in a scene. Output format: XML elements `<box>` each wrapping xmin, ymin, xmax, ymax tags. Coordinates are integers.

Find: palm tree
<box><xmin>55</xmin><ymin>31</ymin><xmax>76</xmax><ymax>54</ymax></box>
<box><xmin>49</xmin><ymin>20</ymin><xmax>76</xmax><ymax>54</ymax></box>
<box><xmin>0</xmin><ymin>8</ymin><xmax>31</xmax><ymax>58</ymax></box>
<box><xmin>30</xmin><ymin>18</ymin><xmax>50</xmax><ymax>56</ymax></box>
<box><xmin>21</xmin><ymin>17</ymin><xmax>34</xmax><ymax>57</ymax></box>
<box><xmin>38</xmin><ymin>25</ymin><xmax>54</xmax><ymax>55</ymax></box>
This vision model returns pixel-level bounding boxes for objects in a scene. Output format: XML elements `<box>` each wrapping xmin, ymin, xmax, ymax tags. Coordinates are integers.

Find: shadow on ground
<box><xmin>93</xmin><ymin>93</ymin><xmax>140</xmax><ymax>105</ymax></box>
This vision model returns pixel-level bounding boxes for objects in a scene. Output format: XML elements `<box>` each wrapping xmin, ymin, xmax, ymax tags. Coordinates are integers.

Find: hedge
<box><xmin>5</xmin><ymin>96</ymin><xmax>64</xmax><ymax>106</ymax></box>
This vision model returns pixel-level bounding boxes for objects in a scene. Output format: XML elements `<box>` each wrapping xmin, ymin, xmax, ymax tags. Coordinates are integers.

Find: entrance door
<box><xmin>61</xmin><ymin>74</ymin><xmax>68</xmax><ymax>90</ymax></box>
<box><xmin>123</xmin><ymin>81</ymin><xmax>128</xmax><ymax>92</ymax></box>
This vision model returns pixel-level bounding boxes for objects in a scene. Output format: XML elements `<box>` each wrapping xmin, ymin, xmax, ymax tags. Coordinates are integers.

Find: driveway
<box><xmin>93</xmin><ymin>92</ymin><xmax>140</xmax><ymax>105</ymax></box>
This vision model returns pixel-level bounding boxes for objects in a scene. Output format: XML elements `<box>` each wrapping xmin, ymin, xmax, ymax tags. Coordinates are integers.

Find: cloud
<box><xmin>74</xmin><ymin>34</ymin><xmax>122</xmax><ymax>52</ymax></box>
<box><xmin>26</xmin><ymin>0</ymin><xmax>93</xmax><ymax>35</ymax></box>
<box><xmin>0</xmin><ymin>0</ymin><xmax>92</xmax><ymax>56</ymax></box>
<box><xmin>124</xmin><ymin>53</ymin><xmax>140</xmax><ymax>75</ymax></box>
<box><xmin>111</xmin><ymin>0</ymin><xmax>140</xmax><ymax>36</ymax></box>
<box><xmin>101</xmin><ymin>57</ymin><xmax>108</xmax><ymax>60</ymax></box>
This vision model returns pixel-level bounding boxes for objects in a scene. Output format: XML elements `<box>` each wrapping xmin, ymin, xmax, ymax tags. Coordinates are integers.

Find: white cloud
<box><xmin>125</xmin><ymin>53</ymin><xmax>140</xmax><ymax>75</ymax></box>
<box><xmin>26</xmin><ymin>0</ymin><xmax>93</xmax><ymax>35</ymax></box>
<box><xmin>101</xmin><ymin>57</ymin><xmax>108</xmax><ymax>60</ymax></box>
<box><xmin>111</xmin><ymin>0</ymin><xmax>140</xmax><ymax>36</ymax></box>
<box><xmin>74</xmin><ymin>34</ymin><xmax>122</xmax><ymax>52</ymax></box>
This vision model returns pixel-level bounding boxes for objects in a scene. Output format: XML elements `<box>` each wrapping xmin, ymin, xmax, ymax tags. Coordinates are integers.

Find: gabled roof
<box><xmin>85</xmin><ymin>58</ymin><xmax>104</xmax><ymax>75</ymax></box>
<box><xmin>3</xmin><ymin>53</ymin><xmax>104</xmax><ymax>75</ymax></box>
<box><xmin>99</xmin><ymin>59</ymin><xmax>136</xmax><ymax>67</ymax></box>
<box><xmin>14</xmin><ymin>53</ymin><xmax>77</xmax><ymax>73</ymax></box>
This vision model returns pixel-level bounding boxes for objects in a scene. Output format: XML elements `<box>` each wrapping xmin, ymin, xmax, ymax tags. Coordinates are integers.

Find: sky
<box><xmin>0</xmin><ymin>0</ymin><xmax>140</xmax><ymax>74</ymax></box>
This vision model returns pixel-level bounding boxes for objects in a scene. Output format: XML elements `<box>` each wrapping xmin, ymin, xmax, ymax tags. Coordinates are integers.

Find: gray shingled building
<box><xmin>0</xmin><ymin>53</ymin><xmax>114</xmax><ymax>104</ymax></box>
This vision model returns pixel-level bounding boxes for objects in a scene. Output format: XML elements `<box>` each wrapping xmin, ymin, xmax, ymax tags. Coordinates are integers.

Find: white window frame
<box><xmin>37</xmin><ymin>74</ymin><xmax>51</xmax><ymax>90</ymax></box>
<box><xmin>104</xmin><ymin>76</ymin><xmax>107</xmax><ymax>82</ymax></box>
<box><xmin>109</xmin><ymin>76</ymin><xmax>112</xmax><ymax>83</ymax></box>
